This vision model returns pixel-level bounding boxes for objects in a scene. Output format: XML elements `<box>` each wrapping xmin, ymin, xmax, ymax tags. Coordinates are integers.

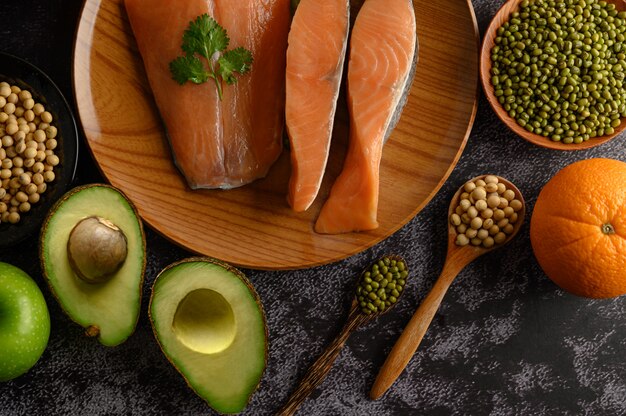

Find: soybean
<box><xmin>0</xmin><ymin>81</ymin><xmax>59</xmax><ymax>225</ymax></box>
<box><xmin>451</xmin><ymin>176</ymin><xmax>523</xmax><ymax>248</ymax></box>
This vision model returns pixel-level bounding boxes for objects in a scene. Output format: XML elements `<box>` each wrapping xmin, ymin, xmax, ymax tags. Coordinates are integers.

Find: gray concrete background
<box><xmin>1</xmin><ymin>0</ymin><xmax>625</xmax><ymax>415</ymax></box>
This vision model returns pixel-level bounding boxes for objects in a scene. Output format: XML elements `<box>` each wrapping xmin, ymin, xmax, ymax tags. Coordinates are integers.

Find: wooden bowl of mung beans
<box><xmin>481</xmin><ymin>0</ymin><xmax>626</xmax><ymax>150</ymax></box>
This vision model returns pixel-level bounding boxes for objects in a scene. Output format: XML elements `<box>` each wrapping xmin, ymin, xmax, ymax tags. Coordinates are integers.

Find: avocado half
<box><xmin>149</xmin><ymin>258</ymin><xmax>268</xmax><ymax>414</ymax></box>
<box><xmin>39</xmin><ymin>184</ymin><xmax>146</xmax><ymax>346</ymax></box>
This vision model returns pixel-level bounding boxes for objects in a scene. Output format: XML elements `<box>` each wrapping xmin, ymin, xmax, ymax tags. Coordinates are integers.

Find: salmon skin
<box><xmin>125</xmin><ymin>0</ymin><xmax>290</xmax><ymax>189</ymax></box>
<box><xmin>315</xmin><ymin>0</ymin><xmax>417</xmax><ymax>234</ymax></box>
<box><xmin>285</xmin><ymin>0</ymin><xmax>350</xmax><ymax>212</ymax></box>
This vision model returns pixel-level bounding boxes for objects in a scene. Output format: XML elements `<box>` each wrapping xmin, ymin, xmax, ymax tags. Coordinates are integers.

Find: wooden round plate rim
<box><xmin>481</xmin><ymin>0</ymin><xmax>626</xmax><ymax>150</ymax></box>
<box><xmin>73</xmin><ymin>0</ymin><xmax>479</xmax><ymax>270</ymax></box>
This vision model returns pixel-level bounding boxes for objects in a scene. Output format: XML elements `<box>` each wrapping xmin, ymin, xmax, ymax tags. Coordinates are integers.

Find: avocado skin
<box><xmin>38</xmin><ymin>183</ymin><xmax>146</xmax><ymax>346</ymax></box>
<box><xmin>149</xmin><ymin>257</ymin><xmax>269</xmax><ymax>414</ymax></box>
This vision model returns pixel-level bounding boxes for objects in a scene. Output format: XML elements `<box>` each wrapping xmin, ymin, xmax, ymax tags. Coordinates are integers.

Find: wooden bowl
<box><xmin>480</xmin><ymin>0</ymin><xmax>626</xmax><ymax>150</ymax></box>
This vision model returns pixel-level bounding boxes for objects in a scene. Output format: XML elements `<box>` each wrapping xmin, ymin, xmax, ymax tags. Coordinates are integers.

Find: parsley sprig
<box><xmin>169</xmin><ymin>14</ymin><xmax>253</xmax><ymax>100</ymax></box>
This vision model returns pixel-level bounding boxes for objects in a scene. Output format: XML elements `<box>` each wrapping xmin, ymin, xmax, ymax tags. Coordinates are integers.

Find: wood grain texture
<box><xmin>73</xmin><ymin>0</ymin><xmax>479</xmax><ymax>270</ymax></box>
<box><xmin>277</xmin><ymin>254</ymin><xmax>405</xmax><ymax>414</ymax></box>
<box><xmin>480</xmin><ymin>0</ymin><xmax>626</xmax><ymax>151</ymax></box>
<box><xmin>370</xmin><ymin>175</ymin><xmax>526</xmax><ymax>400</ymax></box>
<box><xmin>276</xmin><ymin>302</ymin><xmax>368</xmax><ymax>416</ymax></box>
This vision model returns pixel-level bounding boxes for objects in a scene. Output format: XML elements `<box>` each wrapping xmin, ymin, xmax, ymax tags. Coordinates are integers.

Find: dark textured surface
<box><xmin>1</xmin><ymin>1</ymin><xmax>625</xmax><ymax>415</ymax></box>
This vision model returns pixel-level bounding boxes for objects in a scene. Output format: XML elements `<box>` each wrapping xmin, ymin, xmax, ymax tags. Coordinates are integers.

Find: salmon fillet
<box><xmin>125</xmin><ymin>0</ymin><xmax>290</xmax><ymax>189</ymax></box>
<box><xmin>315</xmin><ymin>0</ymin><xmax>417</xmax><ymax>234</ymax></box>
<box><xmin>285</xmin><ymin>0</ymin><xmax>350</xmax><ymax>212</ymax></box>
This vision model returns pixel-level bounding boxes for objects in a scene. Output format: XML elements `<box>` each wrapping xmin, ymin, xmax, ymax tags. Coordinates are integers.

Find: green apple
<box><xmin>0</xmin><ymin>262</ymin><xmax>50</xmax><ymax>381</ymax></box>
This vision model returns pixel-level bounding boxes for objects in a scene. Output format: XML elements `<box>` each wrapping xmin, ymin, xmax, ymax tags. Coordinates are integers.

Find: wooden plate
<box><xmin>73</xmin><ymin>0</ymin><xmax>479</xmax><ymax>270</ymax></box>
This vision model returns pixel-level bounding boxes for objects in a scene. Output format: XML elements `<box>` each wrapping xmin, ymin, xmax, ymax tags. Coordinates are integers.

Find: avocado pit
<box><xmin>67</xmin><ymin>216</ymin><xmax>128</xmax><ymax>284</ymax></box>
<box><xmin>172</xmin><ymin>288</ymin><xmax>236</xmax><ymax>354</ymax></box>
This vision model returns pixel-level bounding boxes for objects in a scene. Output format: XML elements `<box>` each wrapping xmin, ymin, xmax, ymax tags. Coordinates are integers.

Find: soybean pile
<box><xmin>450</xmin><ymin>176</ymin><xmax>523</xmax><ymax>248</ymax></box>
<box><xmin>0</xmin><ymin>82</ymin><xmax>59</xmax><ymax>224</ymax></box>
<box><xmin>491</xmin><ymin>0</ymin><xmax>626</xmax><ymax>144</ymax></box>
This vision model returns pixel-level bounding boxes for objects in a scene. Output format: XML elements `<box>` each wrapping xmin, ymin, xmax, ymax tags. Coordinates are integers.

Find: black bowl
<box><xmin>0</xmin><ymin>52</ymin><xmax>78</xmax><ymax>248</ymax></box>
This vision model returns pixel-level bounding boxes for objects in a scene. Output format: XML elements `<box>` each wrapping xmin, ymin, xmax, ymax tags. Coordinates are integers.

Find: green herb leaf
<box><xmin>169</xmin><ymin>13</ymin><xmax>252</xmax><ymax>100</ymax></box>
<box><xmin>182</xmin><ymin>14</ymin><xmax>229</xmax><ymax>59</ymax></box>
<box><xmin>218</xmin><ymin>47</ymin><xmax>254</xmax><ymax>85</ymax></box>
<box><xmin>169</xmin><ymin>55</ymin><xmax>210</xmax><ymax>85</ymax></box>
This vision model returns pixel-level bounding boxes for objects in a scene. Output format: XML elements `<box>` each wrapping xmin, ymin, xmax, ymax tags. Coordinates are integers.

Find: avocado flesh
<box><xmin>150</xmin><ymin>260</ymin><xmax>267</xmax><ymax>414</ymax></box>
<box><xmin>40</xmin><ymin>185</ymin><xmax>145</xmax><ymax>347</ymax></box>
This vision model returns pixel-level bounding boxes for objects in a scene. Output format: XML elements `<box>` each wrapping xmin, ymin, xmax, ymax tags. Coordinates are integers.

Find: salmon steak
<box><xmin>315</xmin><ymin>0</ymin><xmax>417</xmax><ymax>234</ymax></box>
<box><xmin>125</xmin><ymin>0</ymin><xmax>290</xmax><ymax>189</ymax></box>
<box><xmin>285</xmin><ymin>0</ymin><xmax>350</xmax><ymax>212</ymax></box>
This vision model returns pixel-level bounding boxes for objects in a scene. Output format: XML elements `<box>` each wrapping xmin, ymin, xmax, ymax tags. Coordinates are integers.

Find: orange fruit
<box><xmin>530</xmin><ymin>158</ymin><xmax>626</xmax><ymax>298</ymax></box>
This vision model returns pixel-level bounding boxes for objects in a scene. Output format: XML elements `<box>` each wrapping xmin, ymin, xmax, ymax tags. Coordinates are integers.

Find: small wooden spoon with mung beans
<box><xmin>369</xmin><ymin>175</ymin><xmax>525</xmax><ymax>400</ymax></box>
<box><xmin>277</xmin><ymin>255</ymin><xmax>408</xmax><ymax>416</ymax></box>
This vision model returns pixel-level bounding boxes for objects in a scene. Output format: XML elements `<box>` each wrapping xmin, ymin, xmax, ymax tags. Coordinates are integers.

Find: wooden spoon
<box><xmin>369</xmin><ymin>175</ymin><xmax>526</xmax><ymax>400</ymax></box>
<box><xmin>277</xmin><ymin>255</ymin><xmax>408</xmax><ymax>416</ymax></box>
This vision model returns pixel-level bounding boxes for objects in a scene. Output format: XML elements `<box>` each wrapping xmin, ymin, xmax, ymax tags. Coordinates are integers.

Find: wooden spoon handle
<box><xmin>277</xmin><ymin>305</ymin><xmax>367</xmax><ymax>416</ymax></box>
<box><xmin>369</xmin><ymin>255</ymin><xmax>468</xmax><ymax>400</ymax></box>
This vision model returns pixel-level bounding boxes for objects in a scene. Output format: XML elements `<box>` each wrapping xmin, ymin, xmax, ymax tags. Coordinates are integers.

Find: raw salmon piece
<box><xmin>315</xmin><ymin>0</ymin><xmax>417</xmax><ymax>234</ymax></box>
<box><xmin>217</xmin><ymin>1</ymin><xmax>290</xmax><ymax>186</ymax></box>
<box><xmin>285</xmin><ymin>0</ymin><xmax>350</xmax><ymax>212</ymax></box>
<box><xmin>125</xmin><ymin>0</ymin><xmax>290</xmax><ymax>189</ymax></box>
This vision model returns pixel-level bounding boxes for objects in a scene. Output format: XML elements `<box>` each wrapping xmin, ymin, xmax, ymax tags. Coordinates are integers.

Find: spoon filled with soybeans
<box><xmin>369</xmin><ymin>175</ymin><xmax>525</xmax><ymax>400</ymax></box>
